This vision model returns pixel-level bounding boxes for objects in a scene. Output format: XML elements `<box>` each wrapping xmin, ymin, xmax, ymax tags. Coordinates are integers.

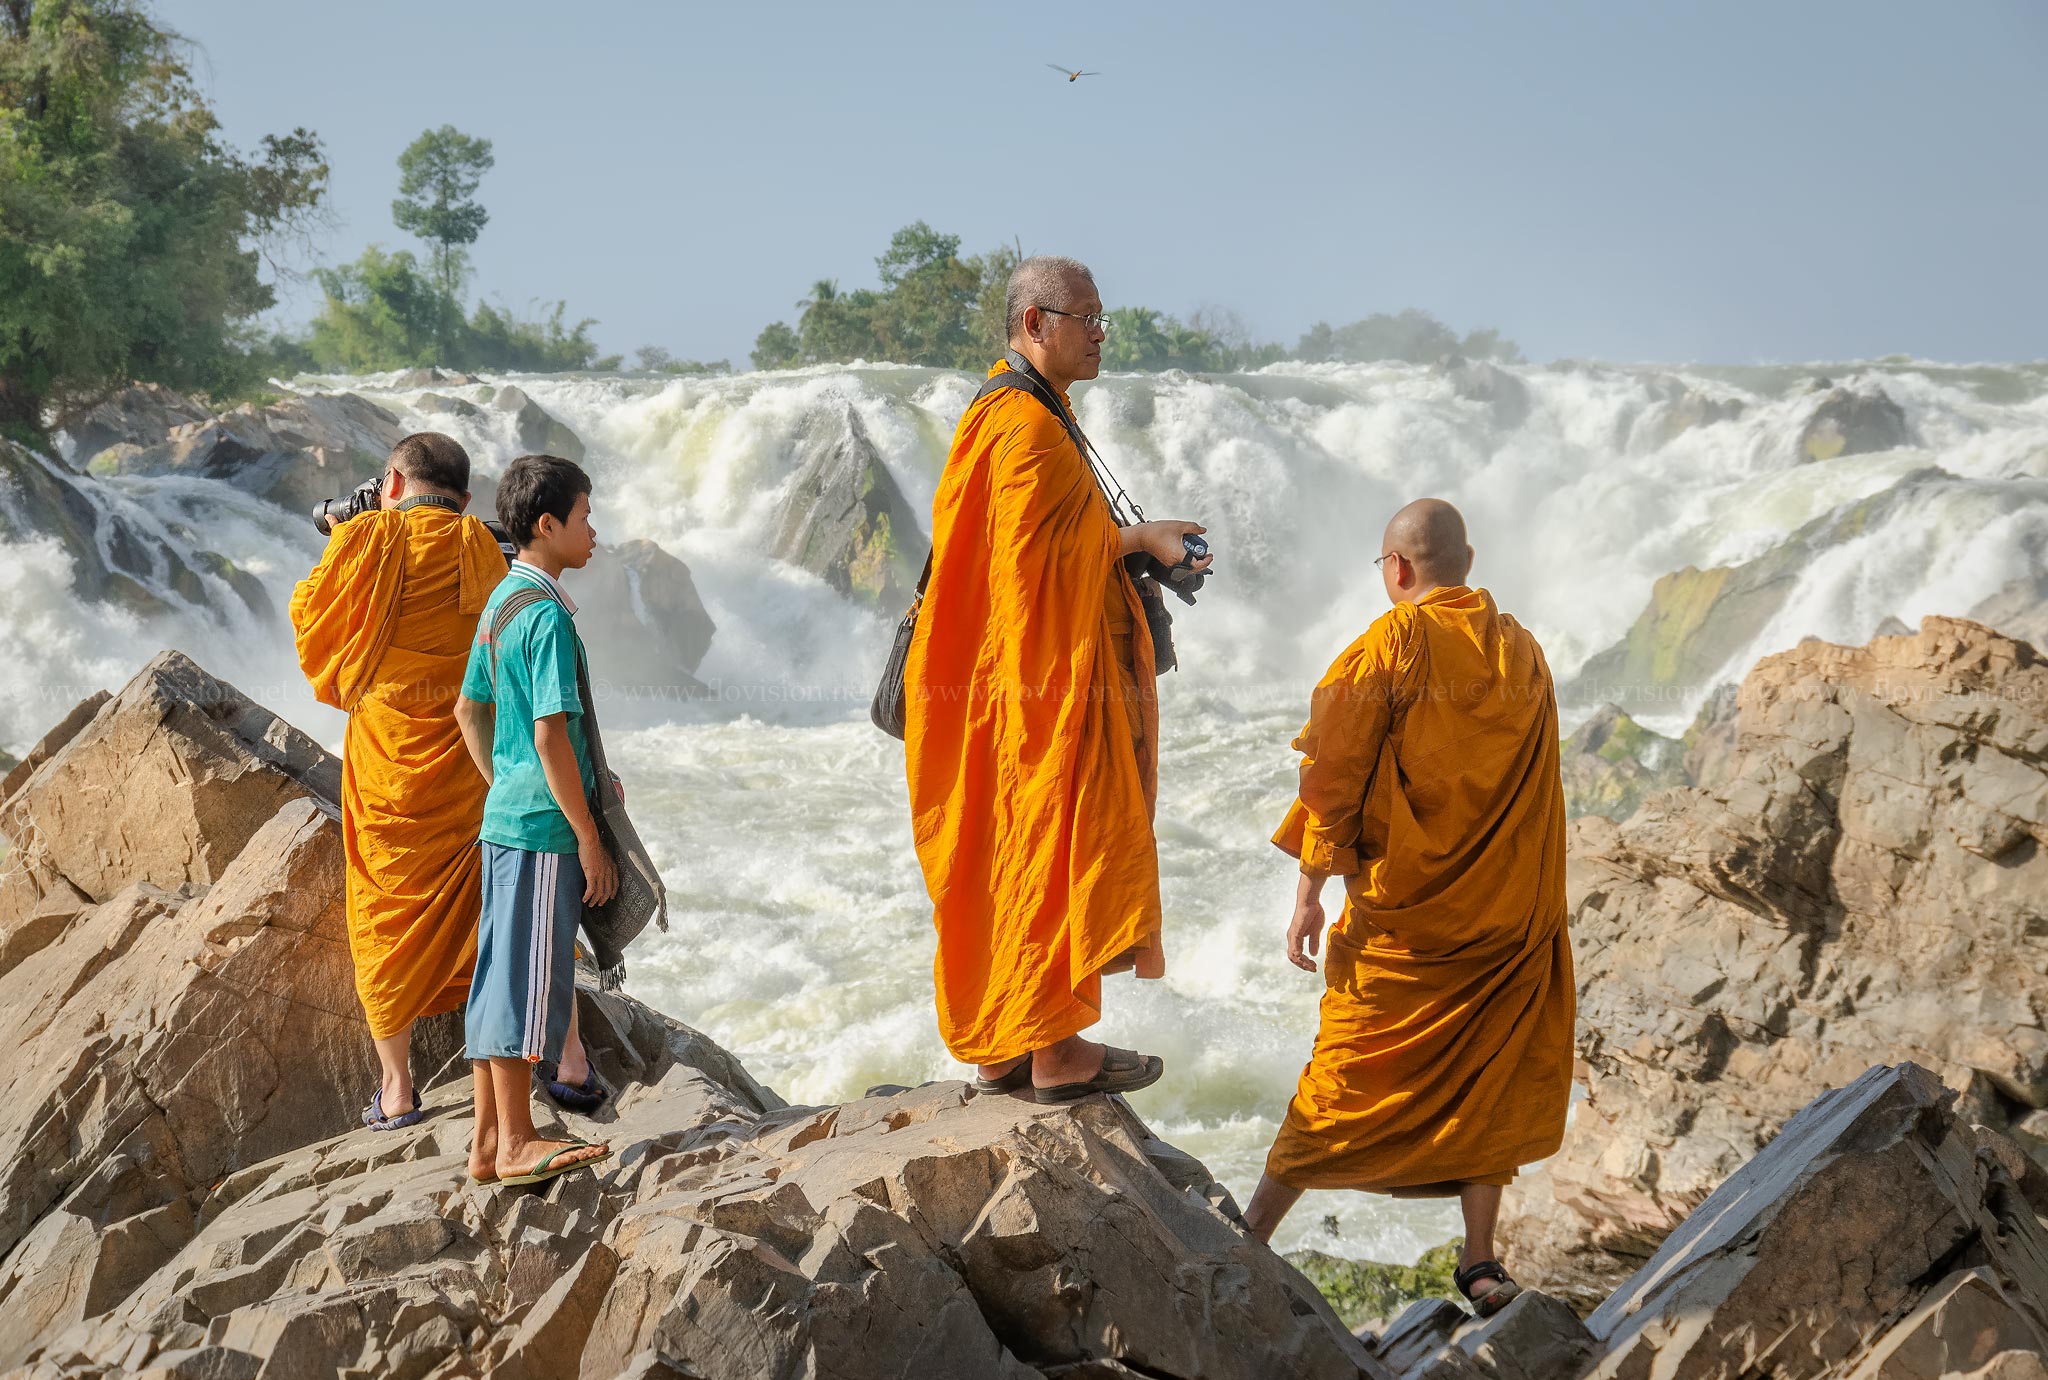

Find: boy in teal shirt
<box><xmin>454</xmin><ymin>454</ymin><xmax>616</xmax><ymax>1186</ymax></box>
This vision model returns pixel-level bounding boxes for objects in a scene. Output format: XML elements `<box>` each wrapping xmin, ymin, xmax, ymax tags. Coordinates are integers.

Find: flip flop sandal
<box><xmin>365</xmin><ymin>1088</ymin><xmax>425</xmax><ymax>1132</ymax></box>
<box><xmin>1033</xmin><ymin>1047</ymin><xmax>1164</xmax><ymax>1105</ymax></box>
<box><xmin>500</xmin><ymin>1141</ymin><xmax>612</xmax><ymax>1187</ymax></box>
<box><xmin>1453</xmin><ymin>1260</ymin><xmax>1522</xmax><ymax>1319</ymax></box>
<box><xmin>972</xmin><ymin>1054</ymin><xmax>1034</xmax><ymax>1095</ymax></box>
<box><xmin>542</xmin><ymin>1063</ymin><xmax>610</xmax><ymax>1114</ymax></box>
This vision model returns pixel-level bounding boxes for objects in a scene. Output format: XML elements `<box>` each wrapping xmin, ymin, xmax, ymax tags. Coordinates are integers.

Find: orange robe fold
<box><xmin>290</xmin><ymin>507</ymin><xmax>506</xmax><ymax>1040</ymax></box>
<box><xmin>905</xmin><ymin>362</ymin><xmax>1163</xmax><ymax>1065</ymax></box>
<box><xmin>1266</xmin><ymin>586</ymin><xmax>1574</xmax><ymax>1195</ymax></box>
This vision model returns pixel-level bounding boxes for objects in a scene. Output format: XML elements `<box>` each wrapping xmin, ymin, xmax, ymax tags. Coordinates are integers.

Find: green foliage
<box><xmin>634</xmin><ymin>345</ymin><xmax>730</xmax><ymax>376</ymax></box>
<box><xmin>1099</xmin><ymin>307</ymin><xmax>1233</xmax><ymax>372</ymax></box>
<box><xmin>1295</xmin><ymin>309</ymin><xmax>1523</xmax><ymax>366</ymax></box>
<box><xmin>0</xmin><ymin>0</ymin><xmax>328</xmax><ymax>441</ymax></box>
<box><xmin>304</xmin><ymin>246</ymin><xmax>606</xmax><ymax>373</ymax></box>
<box><xmin>1285</xmin><ymin>1241</ymin><xmax>1464</xmax><ymax>1331</ymax></box>
<box><xmin>391</xmin><ymin>125</ymin><xmax>493</xmax><ymax>302</ymax></box>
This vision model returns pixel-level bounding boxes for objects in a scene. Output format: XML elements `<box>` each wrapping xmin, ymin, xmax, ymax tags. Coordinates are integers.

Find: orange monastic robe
<box><xmin>290</xmin><ymin>507</ymin><xmax>506</xmax><ymax>1040</ymax></box>
<box><xmin>904</xmin><ymin>361</ymin><xmax>1164</xmax><ymax>1065</ymax></box>
<box><xmin>1266</xmin><ymin>586</ymin><xmax>1574</xmax><ymax>1195</ymax></box>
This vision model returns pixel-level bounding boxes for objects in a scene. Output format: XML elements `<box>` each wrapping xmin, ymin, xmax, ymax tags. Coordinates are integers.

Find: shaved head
<box><xmin>1382</xmin><ymin>498</ymin><xmax>1473</xmax><ymax>589</ymax></box>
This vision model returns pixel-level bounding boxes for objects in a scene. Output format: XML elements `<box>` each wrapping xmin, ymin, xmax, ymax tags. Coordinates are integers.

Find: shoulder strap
<box><xmin>485</xmin><ymin>586</ymin><xmax>556</xmax><ymax>693</ymax></box>
<box><xmin>486</xmin><ymin>583</ymin><xmax>613</xmax><ymax>785</ymax></box>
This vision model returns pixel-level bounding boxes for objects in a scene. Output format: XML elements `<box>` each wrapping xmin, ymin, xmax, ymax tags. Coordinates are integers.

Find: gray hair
<box><xmin>1004</xmin><ymin>255</ymin><xmax>1096</xmax><ymax>340</ymax></box>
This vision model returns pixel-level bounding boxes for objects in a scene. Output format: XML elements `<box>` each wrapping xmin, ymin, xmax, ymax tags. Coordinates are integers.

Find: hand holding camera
<box><xmin>1129</xmin><ymin>520</ymin><xmax>1215</xmax><ymax>606</ymax></box>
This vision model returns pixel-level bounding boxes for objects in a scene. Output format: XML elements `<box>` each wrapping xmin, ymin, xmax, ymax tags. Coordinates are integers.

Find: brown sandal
<box><xmin>1033</xmin><ymin>1046</ymin><xmax>1164</xmax><ymax>1104</ymax></box>
<box><xmin>1453</xmin><ymin>1260</ymin><xmax>1521</xmax><ymax>1318</ymax></box>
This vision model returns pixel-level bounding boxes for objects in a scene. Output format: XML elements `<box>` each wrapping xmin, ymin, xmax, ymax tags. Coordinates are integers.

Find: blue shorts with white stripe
<box><xmin>467</xmin><ymin>841</ymin><xmax>583</xmax><ymax>1063</ymax></box>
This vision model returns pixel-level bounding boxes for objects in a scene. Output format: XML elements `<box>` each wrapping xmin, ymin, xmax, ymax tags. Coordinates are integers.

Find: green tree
<box><xmin>305</xmin><ymin>246</ymin><xmax>447</xmax><ymax>371</ymax></box>
<box><xmin>390</xmin><ymin>125</ymin><xmax>493</xmax><ymax>302</ymax></box>
<box><xmin>0</xmin><ymin>0</ymin><xmax>327</xmax><ymax>442</ymax></box>
<box><xmin>751</xmin><ymin>321</ymin><xmax>802</xmax><ymax>370</ymax></box>
<box><xmin>1294</xmin><ymin>309</ymin><xmax>1521</xmax><ymax>365</ymax></box>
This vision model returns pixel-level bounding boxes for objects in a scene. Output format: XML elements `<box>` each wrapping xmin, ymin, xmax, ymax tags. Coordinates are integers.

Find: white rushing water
<box><xmin>7</xmin><ymin>356</ymin><xmax>2047</xmax><ymax>1259</ymax></box>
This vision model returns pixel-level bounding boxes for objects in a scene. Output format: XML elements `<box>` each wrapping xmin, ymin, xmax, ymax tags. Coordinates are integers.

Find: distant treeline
<box><xmin>750</xmin><ymin>223</ymin><xmax>1523</xmax><ymax>373</ymax></box>
<box><xmin>0</xmin><ymin>2</ymin><xmax>1513</xmax><ymax>450</ymax></box>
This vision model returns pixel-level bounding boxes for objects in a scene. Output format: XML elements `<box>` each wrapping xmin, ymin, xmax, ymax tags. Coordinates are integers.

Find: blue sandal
<box><xmin>364</xmin><ymin>1088</ymin><xmax>425</xmax><ymax>1132</ymax></box>
<box><xmin>541</xmin><ymin>1063</ymin><xmax>609</xmax><ymax>1114</ymax></box>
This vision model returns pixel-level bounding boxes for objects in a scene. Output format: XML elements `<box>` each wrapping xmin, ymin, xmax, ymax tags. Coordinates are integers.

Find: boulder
<box><xmin>1637</xmin><ymin>377</ymin><xmax>1745</xmax><ymax>449</ymax></box>
<box><xmin>94</xmin><ymin>392</ymin><xmax>408</xmax><ymax>517</ymax></box>
<box><xmin>1563</xmin><ymin>466</ymin><xmax>1955</xmax><ymax>708</ymax></box>
<box><xmin>61</xmin><ymin>384</ymin><xmax>213</xmax><ymax>464</ymax></box>
<box><xmin>1558</xmin><ymin>704</ymin><xmax>1689</xmax><ymax>821</ymax></box>
<box><xmin>771</xmin><ymin>404</ymin><xmax>927</xmax><ymax>610</ymax></box>
<box><xmin>1969</xmin><ymin>573</ymin><xmax>2048</xmax><ymax>655</ymax></box>
<box><xmin>1798</xmin><ymin>384</ymin><xmax>1916</xmax><ymax>462</ymax></box>
<box><xmin>1580</xmin><ymin>1063</ymin><xmax>2048</xmax><ymax>1379</ymax></box>
<box><xmin>0</xmin><ymin>652</ymin><xmax>337</xmax><ymax>923</ymax></box>
<box><xmin>392</xmin><ymin>368</ymin><xmax>479</xmax><ymax>390</ymax></box>
<box><xmin>1510</xmin><ymin>617</ymin><xmax>2048</xmax><ymax>1305</ymax></box>
<box><xmin>0</xmin><ymin>440</ymin><xmax>225</xmax><ymax>616</ymax></box>
<box><xmin>562</xmin><ymin>538</ymin><xmax>718</xmax><ymax>704</ymax></box>
<box><xmin>1437</xmin><ymin>355</ymin><xmax>1532</xmax><ymax>430</ymax></box>
<box><xmin>490</xmin><ymin>384</ymin><xmax>585</xmax><ymax>462</ymax></box>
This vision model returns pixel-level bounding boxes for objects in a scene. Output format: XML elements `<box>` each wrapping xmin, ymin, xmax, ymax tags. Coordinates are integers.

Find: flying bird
<box><xmin>1047</xmin><ymin>63</ymin><xmax>1099</xmax><ymax>82</ymax></box>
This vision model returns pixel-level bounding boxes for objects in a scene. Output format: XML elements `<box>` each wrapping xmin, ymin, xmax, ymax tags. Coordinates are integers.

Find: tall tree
<box><xmin>390</xmin><ymin>125</ymin><xmax>493</xmax><ymax>302</ymax></box>
<box><xmin>0</xmin><ymin>0</ymin><xmax>327</xmax><ymax>442</ymax></box>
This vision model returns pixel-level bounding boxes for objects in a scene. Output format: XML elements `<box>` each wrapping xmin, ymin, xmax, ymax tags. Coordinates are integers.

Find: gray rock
<box><xmin>62</xmin><ymin>384</ymin><xmax>213</xmax><ymax>463</ymax></box>
<box><xmin>489</xmin><ymin>385</ymin><xmax>585</xmax><ymax>462</ymax></box>
<box><xmin>1559</xmin><ymin>703</ymin><xmax>1689</xmax><ymax>821</ymax></box>
<box><xmin>1969</xmin><ymin>572</ymin><xmax>2048</xmax><ymax>656</ymax></box>
<box><xmin>1798</xmin><ymin>384</ymin><xmax>1916</xmax><ymax>462</ymax></box>
<box><xmin>771</xmin><ymin>404</ymin><xmax>927</xmax><ymax>610</ymax></box>
<box><xmin>392</xmin><ymin>368</ymin><xmax>478</xmax><ymax>390</ymax></box>
<box><xmin>561</xmin><ymin>538</ymin><xmax>718</xmax><ymax>704</ymax></box>
<box><xmin>1437</xmin><ymin>355</ymin><xmax>1532</xmax><ymax>430</ymax></box>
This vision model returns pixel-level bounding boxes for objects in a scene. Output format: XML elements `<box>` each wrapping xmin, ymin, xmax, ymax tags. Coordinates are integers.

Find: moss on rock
<box><xmin>1285</xmin><ymin>1240</ymin><xmax>1463</xmax><ymax>1332</ymax></box>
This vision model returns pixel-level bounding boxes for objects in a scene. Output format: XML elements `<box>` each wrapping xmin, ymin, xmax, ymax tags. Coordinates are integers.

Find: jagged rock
<box><xmin>393</xmin><ymin>368</ymin><xmax>478</xmax><ymax>390</ymax></box>
<box><xmin>1579</xmin><ymin>1064</ymin><xmax>2048</xmax><ymax>1379</ymax></box>
<box><xmin>0</xmin><ymin>440</ymin><xmax>226</xmax><ymax>616</ymax></box>
<box><xmin>1427</xmin><ymin>1291</ymin><xmax>1597</xmax><ymax>1380</ymax></box>
<box><xmin>414</xmin><ymin>390</ymin><xmax>485</xmax><ymax>422</ymax></box>
<box><xmin>1372</xmin><ymin>1298</ymin><xmax>1468</xmax><ymax>1376</ymax></box>
<box><xmin>562</xmin><ymin>538</ymin><xmax>718</xmax><ymax>702</ymax></box>
<box><xmin>771</xmin><ymin>404</ymin><xmax>927</xmax><ymax>610</ymax></box>
<box><xmin>1437</xmin><ymin>355</ymin><xmax>1531</xmax><ymax>430</ymax></box>
<box><xmin>1563</xmin><ymin>466</ymin><xmax>1958</xmax><ymax>707</ymax></box>
<box><xmin>1559</xmin><ymin>704</ymin><xmax>1689</xmax><ymax>820</ymax></box>
<box><xmin>1679</xmin><ymin>681</ymin><xmax>1742</xmax><ymax>789</ymax></box>
<box><xmin>1970</xmin><ymin>572</ymin><xmax>2048</xmax><ymax>655</ymax></box>
<box><xmin>62</xmin><ymin>384</ymin><xmax>213</xmax><ymax>464</ymax></box>
<box><xmin>0</xmin><ymin>690</ymin><xmax>107</xmax><ymax>805</ymax></box>
<box><xmin>0</xmin><ymin>652</ymin><xmax>337</xmax><ymax>922</ymax></box>
<box><xmin>490</xmin><ymin>384</ymin><xmax>585</xmax><ymax>463</ymax></box>
<box><xmin>1510</xmin><ymin>618</ymin><xmax>2048</xmax><ymax>1306</ymax></box>
<box><xmin>1798</xmin><ymin>384</ymin><xmax>1916</xmax><ymax>462</ymax></box>
<box><xmin>1642</xmin><ymin>381</ymin><xmax>1745</xmax><ymax>449</ymax></box>
<box><xmin>94</xmin><ymin>392</ymin><xmax>407</xmax><ymax>516</ymax></box>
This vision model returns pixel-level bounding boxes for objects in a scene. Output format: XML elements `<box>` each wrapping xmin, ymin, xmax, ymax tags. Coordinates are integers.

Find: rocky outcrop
<box><xmin>393</xmin><ymin>367</ymin><xmax>480</xmax><ymax>390</ymax></box>
<box><xmin>0</xmin><ymin>442</ymin><xmax>251</xmax><ymax>618</ymax></box>
<box><xmin>1558</xmin><ymin>704</ymin><xmax>1688</xmax><ymax>820</ymax></box>
<box><xmin>92</xmin><ymin>392</ymin><xmax>408</xmax><ymax>517</ymax></box>
<box><xmin>1510</xmin><ymin>617</ymin><xmax>2048</xmax><ymax>1305</ymax></box>
<box><xmin>0</xmin><ymin>651</ymin><xmax>336</xmax><ymax>923</ymax></box>
<box><xmin>1437</xmin><ymin>355</ymin><xmax>1531</xmax><ymax>430</ymax></box>
<box><xmin>1635</xmin><ymin>375</ymin><xmax>1745</xmax><ymax>449</ymax></box>
<box><xmin>1971</xmin><ymin>572</ymin><xmax>2048</xmax><ymax>654</ymax></box>
<box><xmin>1563</xmin><ymin>466</ymin><xmax>1955</xmax><ymax>707</ymax></box>
<box><xmin>772</xmin><ymin>404</ymin><xmax>927</xmax><ymax>611</ymax></box>
<box><xmin>1798</xmin><ymin>383</ymin><xmax>1916</xmax><ymax>462</ymax></box>
<box><xmin>0</xmin><ymin>655</ymin><xmax>1376</xmax><ymax>1380</ymax></box>
<box><xmin>60</xmin><ymin>385</ymin><xmax>212</xmax><ymax>465</ymax></box>
<box><xmin>490</xmin><ymin>384</ymin><xmax>585</xmax><ymax>463</ymax></box>
<box><xmin>563</xmin><ymin>538</ymin><xmax>718</xmax><ymax>703</ymax></box>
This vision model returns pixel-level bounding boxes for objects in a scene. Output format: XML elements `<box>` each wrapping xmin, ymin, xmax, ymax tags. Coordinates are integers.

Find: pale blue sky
<box><xmin>160</xmin><ymin>1</ymin><xmax>2047</xmax><ymax>366</ymax></box>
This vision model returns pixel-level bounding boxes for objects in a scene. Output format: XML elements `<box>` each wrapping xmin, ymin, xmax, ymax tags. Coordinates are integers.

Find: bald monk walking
<box><xmin>1242</xmin><ymin>499</ymin><xmax>1573</xmax><ymax>1319</ymax></box>
<box><xmin>904</xmin><ymin>255</ymin><xmax>1212</xmax><ymax>1102</ymax></box>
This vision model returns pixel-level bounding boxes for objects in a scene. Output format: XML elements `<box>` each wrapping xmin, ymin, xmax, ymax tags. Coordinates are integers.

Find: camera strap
<box><xmin>396</xmin><ymin>494</ymin><xmax>462</xmax><ymax>515</ymax></box>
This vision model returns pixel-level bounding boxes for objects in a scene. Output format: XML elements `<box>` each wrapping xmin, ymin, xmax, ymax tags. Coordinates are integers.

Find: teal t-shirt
<box><xmin>461</xmin><ymin>569</ymin><xmax>597</xmax><ymax>854</ymax></box>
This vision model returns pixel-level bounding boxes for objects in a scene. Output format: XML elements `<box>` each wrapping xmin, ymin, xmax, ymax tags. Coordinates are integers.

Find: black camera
<box><xmin>312</xmin><ymin>473</ymin><xmax>384</xmax><ymax>536</ymax></box>
<box><xmin>1148</xmin><ymin>533</ymin><xmax>1211</xmax><ymax>607</ymax></box>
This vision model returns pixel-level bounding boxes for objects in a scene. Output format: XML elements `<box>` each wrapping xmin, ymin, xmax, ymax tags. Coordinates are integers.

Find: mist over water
<box><xmin>8</xmin><ymin>356</ymin><xmax>2046</xmax><ymax>1259</ymax></box>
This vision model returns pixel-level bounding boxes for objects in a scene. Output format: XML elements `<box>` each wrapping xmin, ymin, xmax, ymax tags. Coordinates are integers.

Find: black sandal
<box><xmin>1452</xmin><ymin>1260</ymin><xmax>1521</xmax><ymax>1319</ymax></box>
<box><xmin>972</xmin><ymin>1054</ymin><xmax>1033</xmax><ymax>1095</ymax></box>
<box><xmin>1033</xmin><ymin>1046</ymin><xmax>1164</xmax><ymax>1104</ymax></box>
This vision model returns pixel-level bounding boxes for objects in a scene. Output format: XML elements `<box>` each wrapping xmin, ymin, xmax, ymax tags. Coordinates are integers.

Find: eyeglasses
<box><xmin>1372</xmin><ymin>552</ymin><xmax>1402</xmax><ymax>569</ymax></box>
<box><xmin>1041</xmin><ymin>307</ymin><xmax>1112</xmax><ymax>334</ymax></box>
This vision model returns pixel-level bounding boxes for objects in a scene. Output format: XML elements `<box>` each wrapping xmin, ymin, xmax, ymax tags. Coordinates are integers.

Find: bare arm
<box><xmin>454</xmin><ymin>695</ymin><xmax>494</xmax><ymax>784</ymax></box>
<box><xmin>534</xmin><ymin>712</ymin><xmax>618</xmax><ymax>906</ymax></box>
<box><xmin>1119</xmin><ymin>519</ymin><xmax>1215</xmax><ymax>572</ymax></box>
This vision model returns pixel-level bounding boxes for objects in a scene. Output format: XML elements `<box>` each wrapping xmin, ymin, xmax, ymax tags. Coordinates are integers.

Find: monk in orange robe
<box><xmin>1242</xmin><ymin>499</ymin><xmax>1573</xmax><ymax>1319</ymax></box>
<box><xmin>904</xmin><ymin>255</ymin><xmax>1212</xmax><ymax>1102</ymax></box>
<box><xmin>292</xmin><ymin>433</ymin><xmax>509</xmax><ymax>1128</ymax></box>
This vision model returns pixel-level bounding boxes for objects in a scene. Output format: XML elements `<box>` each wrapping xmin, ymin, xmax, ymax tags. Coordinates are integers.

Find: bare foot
<box><xmin>496</xmin><ymin>1137</ymin><xmax>609</xmax><ymax>1180</ymax></box>
<box><xmin>468</xmin><ymin>1127</ymin><xmax>498</xmax><ymax>1182</ymax></box>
